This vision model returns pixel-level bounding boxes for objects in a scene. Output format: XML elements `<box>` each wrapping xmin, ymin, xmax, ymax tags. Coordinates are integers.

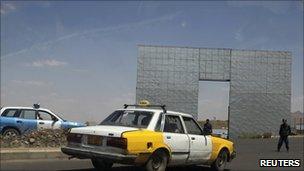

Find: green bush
<box><xmin>262</xmin><ymin>132</ymin><xmax>272</xmax><ymax>138</ymax></box>
<box><xmin>238</xmin><ymin>133</ymin><xmax>262</xmax><ymax>139</ymax></box>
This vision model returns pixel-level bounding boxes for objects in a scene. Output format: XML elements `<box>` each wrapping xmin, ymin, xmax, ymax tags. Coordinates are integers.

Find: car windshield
<box><xmin>100</xmin><ymin>110</ymin><xmax>154</xmax><ymax>128</ymax></box>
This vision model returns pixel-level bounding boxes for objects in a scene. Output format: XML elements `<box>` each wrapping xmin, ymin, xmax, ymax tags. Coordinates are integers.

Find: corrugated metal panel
<box><xmin>229</xmin><ymin>50</ymin><xmax>291</xmax><ymax>138</ymax></box>
<box><xmin>136</xmin><ymin>45</ymin><xmax>199</xmax><ymax>118</ymax></box>
<box><xmin>199</xmin><ymin>48</ymin><xmax>231</xmax><ymax>81</ymax></box>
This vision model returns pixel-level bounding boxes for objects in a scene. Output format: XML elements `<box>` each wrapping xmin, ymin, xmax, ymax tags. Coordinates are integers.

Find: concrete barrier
<box><xmin>0</xmin><ymin>148</ymin><xmax>68</xmax><ymax>160</ymax></box>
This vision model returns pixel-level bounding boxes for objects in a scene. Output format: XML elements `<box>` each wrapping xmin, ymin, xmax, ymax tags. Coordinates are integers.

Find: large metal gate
<box><xmin>136</xmin><ymin>45</ymin><xmax>291</xmax><ymax>138</ymax></box>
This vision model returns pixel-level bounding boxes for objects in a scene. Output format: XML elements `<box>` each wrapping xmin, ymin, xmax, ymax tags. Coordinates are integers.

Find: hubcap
<box><xmin>218</xmin><ymin>152</ymin><xmax>227</xmax><ymax>167</ymax></box>
<box><xmin>4</xmin><ymin>131</ymin><xmax>17</xmax><ymax>138</ymax></box>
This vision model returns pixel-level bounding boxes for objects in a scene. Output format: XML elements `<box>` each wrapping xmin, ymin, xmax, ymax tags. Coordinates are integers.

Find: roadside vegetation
<box><xmin>238</xmin><ymin>132</ymin><xmax>273</xmax><ymax>139</ymax></box>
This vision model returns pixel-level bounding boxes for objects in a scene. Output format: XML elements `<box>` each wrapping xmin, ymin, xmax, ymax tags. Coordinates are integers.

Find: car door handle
<box><xmin>166</xmin><ymin>136</ymin><xmax>171</xmax><ymax>139</ymax></box>
<box><xmin>16</xmin><ymin>120</ymin><xmax>23</xmax><ymax>123</ymax></box>
<box><xmin>191</xmin><ymin>137</ymin><xmax>195</xmax><ymax>140</ymax></box>
<box><xmin>39</xmin><ymin>122</ymin><xmax>45</xmax><ymax>124</ymax></box>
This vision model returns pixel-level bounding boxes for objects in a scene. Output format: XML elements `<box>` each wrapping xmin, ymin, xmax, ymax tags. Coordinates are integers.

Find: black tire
<box><xmin>145</xmin><ymin>150</ymin><xmax>168</xmax><ymax>171</ymax></box>
<box><xmin>91</xmin><ymin>159</ymin><xmax>113</xmax><ymax>170</ymax></box>
<box><xmin>2</xmin><ymin>128</ymin><xmax>20</xmax><ymax>138</ymax></box>
<box><xmin>211</xmin><ymin>149</ymin><xmax>229</xmax><ymax>171</ymax></box>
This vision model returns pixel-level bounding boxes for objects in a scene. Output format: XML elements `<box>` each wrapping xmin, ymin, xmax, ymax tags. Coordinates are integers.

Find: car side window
<box><xmin>121</xmin><ymin>112</ymin><xmax>136</xmax><ymax>125</ymax></box>
<box><xmin>19</xmin><ymin>110</ymin><xmax>37</xmax><ymax>120</ymax></box>
<box><xmin>2</xmin><ymin>109</ymin><xmax>18</xmax><ymax>117</ymax></box>
<box><xmin>182</xmin><ymin>117</ymin><xmax>203</xmax><ymax>135</ymax></box>
<box><xmin>137</xmin><ymin>113</ymin><xmax>152</xmax><ymax>127</ymax></box>
<box><xmin>164</xmin><ymin>115</ymin><xmax>184</xmax><ymax>134</ymax></box>
<box><xmin>37</xmin><ymin>110</ymin><xmax>55</xmax><ymax>121</ymax></box>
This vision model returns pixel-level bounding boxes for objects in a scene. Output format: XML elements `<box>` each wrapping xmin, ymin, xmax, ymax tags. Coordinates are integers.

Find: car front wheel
<box><xmin>91</xmin><ymin>159</ymin><xmax>113</xmax><ymax>170</ymax></box>
<box><xmin>211</xmin><ymin>149</ymin><xmax>229</xmax><ymax>171</ymax></box>
<box><xmin>145</xmin><ymin>150</ymin><xmax>168</xmax><ymax>171</ymax></box>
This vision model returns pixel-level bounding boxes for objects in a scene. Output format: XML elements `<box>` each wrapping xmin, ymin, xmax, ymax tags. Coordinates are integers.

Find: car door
<box><xmin>37</xmin><ymin>110</ymin><xmax>60</xmax><ymax>130</ymax></box>
<box><xmin>162</xmin><ymin>114</ymin><xmax>190</xmax><ymax>165</ymax></box>
<box><xmin>182</xmin><ymin>116</ymin><xmax>212</xmax><ymax>164</ymax></box>
<box><xmin>17</xmin><ymin>109</ymin><xmax>38</xmax><ymax>134</ymax></box>
<box><xmin>1</xmin><ymin>108</ymin><xmax>22</xmax><ymax>133</ymax></box>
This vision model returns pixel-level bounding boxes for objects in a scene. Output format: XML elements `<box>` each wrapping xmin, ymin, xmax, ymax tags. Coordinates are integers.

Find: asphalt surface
<box><xmin>1</xmin><ymin>137</ymin><xmax>303</xmax><ymax>171</ymax></box>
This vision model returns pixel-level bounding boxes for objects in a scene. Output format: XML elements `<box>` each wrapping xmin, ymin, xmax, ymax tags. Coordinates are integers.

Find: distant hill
<box><xmin>198</xmin><ymin>120</ymin><xmax>228</xmax><ymax>129</ymax></box>
<box><xmin>196</xmin><ymin>111</ymin><xmax>303</xmax><ymax>129</ymax></box>
<box><xmin>291</xmin><ymin>111</ymin><xmax>303</xmax><ymax>116</ymax></box>
<box><xmin>291</xmin><ymin>111</ymin><xmax>304</xmax><ymax>125</ymax></box>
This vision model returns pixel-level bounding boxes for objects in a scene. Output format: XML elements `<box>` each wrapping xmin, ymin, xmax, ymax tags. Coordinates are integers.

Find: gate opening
<box><xmin>198</xmin><ymin>81</ymin><xmax>230</xmax><ymax>138</ymax></box>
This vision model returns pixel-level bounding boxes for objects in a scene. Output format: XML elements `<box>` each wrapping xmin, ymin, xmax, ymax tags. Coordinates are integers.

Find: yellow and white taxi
<box><xmin>61</xmin><ymin>102</ymin><xmax>236</xmax><ymax>171</ymax></box>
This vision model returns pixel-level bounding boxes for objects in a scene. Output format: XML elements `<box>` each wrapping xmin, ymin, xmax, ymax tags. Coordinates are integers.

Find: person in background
<box><xmin>277</xmin><ymin>119</ymin><xmax>291</xmax><ymax>152</ymax></box>
<box><xmin>203</xmin><ymin>119</ymin><xmax>212</xmax><ymax>135</ymax></box>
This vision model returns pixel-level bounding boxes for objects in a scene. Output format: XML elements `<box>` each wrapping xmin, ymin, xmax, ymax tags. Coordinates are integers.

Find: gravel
<box><xmin>0</xmin><ymin>129</ymin><xmax>68</xmax><ymax>148</ymax></box>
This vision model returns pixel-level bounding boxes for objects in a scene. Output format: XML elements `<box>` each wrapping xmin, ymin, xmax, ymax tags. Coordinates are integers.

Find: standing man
<box><xmin>203</xmin><ymin>119</ymin><xmax>212</xmax><ymax>135</ymax></box>
<box><xmin>277</xmin><ymin>119</ymin><xmax>291</xmax><ymax>152</ymax></box>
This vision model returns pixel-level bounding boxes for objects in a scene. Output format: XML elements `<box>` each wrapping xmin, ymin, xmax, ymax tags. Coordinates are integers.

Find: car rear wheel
<box><xmin>145</xmin><ymin>150</ymin><xmax>168</xmax><ymax>171</ymax></box>
<box><xmin>91</xmin><ymin>159</ymin><xmax>113</xmax><ymax>170</ymax></box>
<box><xmin>3</xmin><ymin>128</ymin><xmax>20</xmax><ymax>138</ymax></box>
<box><xmin>211</xmin><ymin>149</ymin><xmax>229</xmax><ymax>171</ymax></box>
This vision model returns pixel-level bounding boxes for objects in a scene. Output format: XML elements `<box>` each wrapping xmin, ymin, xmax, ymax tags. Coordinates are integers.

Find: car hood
<box><xmin>70</xmin><ymin>125</ymin><xmax>139</xmax><ymax>137</ymax></box>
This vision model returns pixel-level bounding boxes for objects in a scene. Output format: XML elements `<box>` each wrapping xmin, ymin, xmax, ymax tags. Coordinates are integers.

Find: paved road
<box><xmin>1</xmin><ymin>137</ymin><xmax>303</xmax><ymax>171</ymax></box>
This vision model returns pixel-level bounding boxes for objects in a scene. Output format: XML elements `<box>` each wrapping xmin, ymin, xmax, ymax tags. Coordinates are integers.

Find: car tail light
<box><xmin>106</xmin><ymin>137</ymin><xmax>127</xmax><ymax>149</ymax></box>
<box><xmin>67</xmin><ymin>133</ymin><xmax>82</xmax><ymax>143</ymax></box>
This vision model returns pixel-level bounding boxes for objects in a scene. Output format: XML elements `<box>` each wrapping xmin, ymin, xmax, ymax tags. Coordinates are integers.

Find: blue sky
<box><xmin>1</xmin><ymin>1</ymin><xmax>303</xmax><ymax>122</ymax></box>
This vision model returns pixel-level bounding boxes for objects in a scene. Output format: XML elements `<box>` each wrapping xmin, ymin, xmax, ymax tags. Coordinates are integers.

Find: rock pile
<box><xmin>0</xmin><ymin>129</ymin><xmax>68</xmax><ymax>148</ymax></box>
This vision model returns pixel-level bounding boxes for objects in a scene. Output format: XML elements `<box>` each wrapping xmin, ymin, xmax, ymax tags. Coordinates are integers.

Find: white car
<box><xmin>62</xmin><ymin>103</ymin><xmax>235</xmax><ymax>171</ymax></box>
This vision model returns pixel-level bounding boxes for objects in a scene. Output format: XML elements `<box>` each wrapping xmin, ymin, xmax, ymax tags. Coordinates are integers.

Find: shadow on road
<box><xmin>59</xmin><ymin>165</ymin><xmax>230</xmax><ymax>171</ymax></box>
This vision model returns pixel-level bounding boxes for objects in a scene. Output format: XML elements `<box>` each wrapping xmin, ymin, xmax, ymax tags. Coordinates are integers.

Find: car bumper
<box><xmin>61</xmin><ymin>146</ymin><xmax>137</xmax><ymax>164</ymax></box>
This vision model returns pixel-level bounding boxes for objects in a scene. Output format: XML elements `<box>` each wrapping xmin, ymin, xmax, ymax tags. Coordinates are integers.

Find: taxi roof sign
<box><xmin>123</xmin><ymin>101</ymin><xmax>167</xmax><ymax>113</ymax></box>
<box><xmin>138</xmin><ymin>100</ymin><xmax>150</xmax><ymax>106</ymax></box>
